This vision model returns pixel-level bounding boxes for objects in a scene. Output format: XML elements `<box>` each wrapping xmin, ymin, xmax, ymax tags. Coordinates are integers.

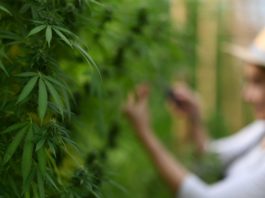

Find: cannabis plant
<box><xmin>0</xmin><ymin>0</ymin><xmax>102</xmax><ymax>197</ymax></box>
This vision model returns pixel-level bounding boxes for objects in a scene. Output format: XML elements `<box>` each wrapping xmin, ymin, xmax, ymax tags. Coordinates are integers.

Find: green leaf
<box><xmin>36</xmin><ymin>137</ymin><xmax>46</xmax><ymax>151</ymax></box>
<box><xmin>63</xmin><ymin>90</ymin><xmax>71</xmax><ymax>119</ymax></box>
<box><xmin>1</xmin><ymin>122</ymin><xmax>27</xmax><ymax>134</ymax></box>
<box><xmin>37</xmin><ymin>147</ymin><xmax>46</xmax><ymax>178</ymax></box>
<box><xmin>32</xmin><ymin>183</ymin><xmax>39</xmax><ymax>198</ymax></box>
<box><xmin>22</xmin><ymin>126</ymin><xmax>34</xmax><ymax>184</ymax></box>
<box><xmin>44</xmin><ymin>76</ymin><xmax>73</xmax><ymax>98</ymax></box>
<box><xmin>44</xmin><ymin>76</ymin><xmax>65</xmax><ymax>89</ymax></box>
<box><xmin>46</xmin><ymin>174</ymin><xmax>60</xmax><ymax>191</ymax></box>
<box><xmin>3</xmin><ymin>126</ymin><xmax>27</xmax><ymax>164</ymax></box>
<box><xmin>45</xmin><ymin>81</ymin><xmax>64</xmax><ymax>117</ymax></box>
<box><xmin>37</xmin><ymin>170</ymin><xmax>45</xmax><ymax>198</ymax></box>
<box><xmin>0</xmin><ymin>60</ymin><xmax>8</xmax><ymax>76</ymax></box>
<box><xmin>22</xmin><ymin>165</ymin><xmax>36</xmax><ymax>195</ymax></box>
<box><xmin>89</xmin><ymin>0</ymin><xmax>104</xmax><ymax>6</ymax></box>
<box><xmin>17</xmin><ymin>76</ymin><xmax>38</xmax><ymax>104</ymax></box>
<box><xmin>48</xmin><ymin>141</ymin><xmax>56</xmax><ymax>157</ymax></box>
<box><xmin>73</xmin><ymin>43</ymin><xmax>101</xmax><ymax>78</ymax></box>
<box><xmin>0</xmin><ymin>5</ymin><xmax>12</xmax><ymax>15</ymax></box>
<box><xmin>52</xmin><ymin>26</ymin><xmax>77</xmax><ymax>38</ymax></box>
<box><xmin>38</xmin><ymin>79</ymin><xmax>48</xmax><ymax>122</ymax></box>
<box><xmin>62</xmin><ymin>137</ymin><xmax>78</xmax><ymax>150</ymax></box>
<box><xmin>90</xmin><ymin>190</ymin><xmax>101</xmax><ymax>198</ymax></box>
<box><xmin>27</xmin><ymin>25</ymin><xmax>46</xmax><ymax>37</ymax></box>
<box><xmin>53</xmin><ymin>28</ymin><xmax>72</xmax><ymax>47</ymax></box>
<box><xmin>45</xmin><ymin>25</ymin><xmax>52</xmax><ymax>47</ymax></box>
<box><xmin>0</xmin><ymin>30</ymin><xmax>19</xmax><ymax>40</ymax></box>
<box><xmin>15</xmin><ymin>72</ymin><xmax>37</xmax><ymax>77</ymax></box>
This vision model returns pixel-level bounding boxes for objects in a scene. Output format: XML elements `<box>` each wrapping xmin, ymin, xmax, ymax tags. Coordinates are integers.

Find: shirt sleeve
<box><xmin>177</xmin><ymin>167</ymin><xmax>265</xmax><ymax>198</ymax></box>
<box><xmin>207</xmin><ymin>121</ymin><xmax>265</xmax><ymax>167</ymax></box>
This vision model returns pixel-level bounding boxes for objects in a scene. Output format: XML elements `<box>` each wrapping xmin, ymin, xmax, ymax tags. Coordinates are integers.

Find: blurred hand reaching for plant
<box><xmin>123</xmin><ymin>84</ymin><xmax>150</xmax><ymax>132</ymax></box>
<box><xmin>167</xmin><ymin>82</ymin><xmax>201</xmax><ymax>122</ymax></box>
<box><xmin>123</xmin><ymin>83</ymin><xmax>208</xmax><ymax>154</ymax></box>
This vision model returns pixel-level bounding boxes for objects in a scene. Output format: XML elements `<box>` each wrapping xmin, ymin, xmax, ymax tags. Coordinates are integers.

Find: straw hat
<box><xmin>225</xmin><ymin>28</ymin><xmax>265</xmax><ymax>66</ymax></box>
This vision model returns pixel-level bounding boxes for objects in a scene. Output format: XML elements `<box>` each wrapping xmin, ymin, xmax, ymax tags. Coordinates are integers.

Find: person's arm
<box><xmin>123</xmin><ymin>85</ymin><xmax>189</xmax><ymax>193</ymax></box>
<box><xmin>133</xmin><ymin>123</ymin><xmax>188</xmax><ymax>193</ymax></box>
<box><xmin>186</xmin><ymin>112</ymin><xmax>209</xmax><ymax>154</ymax></box>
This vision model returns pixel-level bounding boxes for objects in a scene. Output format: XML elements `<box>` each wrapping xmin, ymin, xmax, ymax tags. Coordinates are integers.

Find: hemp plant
<box><xmin>0</xmin><ymin>0</ymin><xmax>101</xmax><ymax>197</ymax></box>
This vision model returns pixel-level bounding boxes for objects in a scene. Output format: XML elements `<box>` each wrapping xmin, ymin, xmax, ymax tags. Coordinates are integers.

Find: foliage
<box><xmin>0</xmin><ymin>0</ymin><xmax>103</xmax><ymax>197</ymax></box>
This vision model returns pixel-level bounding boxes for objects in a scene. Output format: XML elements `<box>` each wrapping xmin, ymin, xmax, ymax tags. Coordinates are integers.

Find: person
<box><xmin>123</xmin><ymin>28</ymin><xmax>265</xmax><ymax>198</ymax></box>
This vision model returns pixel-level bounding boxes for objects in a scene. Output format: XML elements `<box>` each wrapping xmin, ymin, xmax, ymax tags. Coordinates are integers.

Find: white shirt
<box><xmin>178</xmin><ymin>120</ymin><xmax>265</xmax><ymax>198</ymax></box>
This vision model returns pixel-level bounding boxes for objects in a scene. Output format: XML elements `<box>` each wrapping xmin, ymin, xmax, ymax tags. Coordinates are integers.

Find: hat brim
<box><xmin>224</xmin><ymin>44</ymin><xmax>265</xmax><ymax>66</ymax></box>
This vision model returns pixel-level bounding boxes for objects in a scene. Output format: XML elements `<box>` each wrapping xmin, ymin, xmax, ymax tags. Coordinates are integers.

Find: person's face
<box><xmin>243</xmin><ymin>64</ymin><xmax>265</xmax><ymax>119</ymax></box>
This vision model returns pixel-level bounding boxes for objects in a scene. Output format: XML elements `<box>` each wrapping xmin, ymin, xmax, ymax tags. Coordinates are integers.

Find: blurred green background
<box><xmin>60</xmin><ymin>0</ymin><xmax>257</xmax><ymax>197</ymax></box>
<box><xmin>62</xmin><ymin>0</ymin><xmax>238</xmax><ymax>197</ymax></box>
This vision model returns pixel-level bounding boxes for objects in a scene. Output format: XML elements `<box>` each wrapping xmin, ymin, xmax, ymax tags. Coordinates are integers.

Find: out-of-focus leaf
<box><xmin>45</xmin><ymin>81</ymin><xmax>64</xmax><ymax>117</ymax></box>
<box><xmin>48</xmin><ymin>141</ymin><xmax>56</xmax><ymax>157</ymax></box>
<box><xmin>53</xmin><ymin>28</ymin><xmax>72</xmax><ymax>47</ymax></box>
<box><xmin>62</xmin><ymin>90</ymin><xmax>71</xmax><ymax>119</ymax></box>
<box><xmin>0</xmin><ymin>5</ymin><xmax>12</xmax><ymax>15</ymax></box>
<box><xmin>37</xmin><ymin>170</ymin><xmax>45</xmax><ymax>198</ymax></box>
<box><xmin>46</xmin><ymin>26</ymin><xmax>52</xmax><ymax>47</ymax></box>
<box><xmin>0</xmin><ymin>60</ymin><xmax>8</xmax><ymax>76</ymax></box>
<box><xmin>38</xmin><ymin>79</ymin><xmax>48</xmax><ymax>122</ymax></box>
<box><xmin>32</xmin><ymin>183</ymin><xmax>39</xmax><ymax>198</ymax></box>
<box><xmin>27</xmin><ymin>25</ymin><xmax>46</xmax><ymax>37</ymax></box>
<box><xmin>44</xmin><ymin>76</ymin><xmax>65</xmax><ymax>89</ymax></box>
<box><xmin>37</xmin><ymin>146</ymin><xmax>46</xmax><ymax>178</ymax></box>
<box><xmin>73</xmin><ymin>43</ymin><xmax>101</xmax><ymax>77</ymax></box>
<box><xmin>3</xmin><ymin>126</ymin><xmax>27</xmax><ymax>164</ymax></box>
<box><xmin>0</xmin><ymin>30</ymin><xmax>19</xmax><ymax>40</ymax></box>
<box><xmin>22</xmin><ymin>126</ymin><xmax>33</xmax><ymax>184</ymax></box>
<box><xmin>46</xmin><ymin>174</ymin><xmax>60</xmax><ymax>191</ymax></box>
<box><xmin>15</xmin><ymin>72</ymin><xmax>37</xmax><ymax>77</ymax></box>
<box><xmin>36</xmin><ymin>138</ymin><xmax>46</xmax><ymax>151</ymax></box>
<box><xmin>44</xmin><ymin>76</ymin><xmax>73</xmax><ymax>98</ymax></box>
<box><xmin>1</xmin><ymin>122</ymin><xmax>27</xmax><ymax>134</ymax></box>
<box><xmin>17</xmin><ymin>76</ymin><xmax>38</xmax><ymax>103</ymax></box>
<box><xmin>52</xmin><ymin>26</ymin><xmax>77</xmax><ymax>38</ymax></box>
<box><xmin>22</xmin><ymin>165</ymin><xmax>35</xmax><ymax>195</ymax></box>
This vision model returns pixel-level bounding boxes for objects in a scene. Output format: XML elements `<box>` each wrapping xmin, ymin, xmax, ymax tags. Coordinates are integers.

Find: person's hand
<box><xmin>167</xmin><ymin>83</ymin><xmax>201</xmax><ymax>121</ymax></box>
<box><xmin>123</xmin><ymin>84</ymin><xmax>150</xmax><ymax>131</ymax></box>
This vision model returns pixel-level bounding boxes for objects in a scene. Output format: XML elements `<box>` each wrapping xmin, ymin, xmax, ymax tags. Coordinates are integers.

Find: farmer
<box><xmin>123</xmin><ymin>28</ymin><xmax>265</xmax><ymax>198</ymax></box>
